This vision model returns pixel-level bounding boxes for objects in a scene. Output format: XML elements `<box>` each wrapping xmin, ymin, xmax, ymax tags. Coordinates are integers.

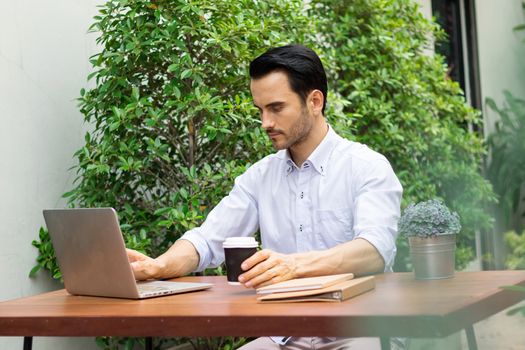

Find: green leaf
<box><xmin>513</xmin><ymin>23</ymin><xmax>525</xmax><ymax>32</ymax></box>
<box><xmin>181</xmin><ymin>69</ymin><xmax>192</xmax><ymax>79</ymax></box>
<box><xmin>29</xmin><ymin>265</ymin><xmax>41</xmax><ymax>278</ymax></box>
<box><xmin>173</xmin><ymin>85</ymin><xmax>181</xmax><ymax>99</ymax></box>
<box><xmin>154</xmin><ymin>207</ymin><xmax>172</xmax><ymax>216</ymax></box>
<box><xmin>157</xmin><ymin>220</ymin><xmax>173</xmax><ymax>227</ymax></box>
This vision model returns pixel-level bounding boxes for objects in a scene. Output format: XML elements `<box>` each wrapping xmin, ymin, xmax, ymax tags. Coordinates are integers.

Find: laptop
<box><xmin>43</xmin><ymin>208</ymin><xmax>213</xmax><ymax>299</ymax></box>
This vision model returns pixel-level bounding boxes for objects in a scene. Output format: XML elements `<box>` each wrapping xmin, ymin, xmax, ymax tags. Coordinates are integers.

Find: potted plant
<box><xmin>398</xmin><ymin>199</ymin><xmax>461</xmax><ymax>279</ymax></box>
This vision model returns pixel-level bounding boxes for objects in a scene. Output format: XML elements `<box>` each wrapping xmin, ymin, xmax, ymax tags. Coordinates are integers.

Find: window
<box><xmin>432</xmin><ymin>0</ymin><xmax>482</xmax><ymax>111</ymax></box>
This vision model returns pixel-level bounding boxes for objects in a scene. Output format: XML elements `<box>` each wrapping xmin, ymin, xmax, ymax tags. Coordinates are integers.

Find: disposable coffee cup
<box><xmin>223</xmin><ymin>237</ymin><xmax>258</xmax><ymax>285</ymax></box>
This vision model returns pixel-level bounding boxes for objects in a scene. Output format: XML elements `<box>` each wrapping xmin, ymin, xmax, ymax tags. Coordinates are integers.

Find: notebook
<box><xmin>256</xmin><ymin>273</ymin><xmax>354</xmax><ymax>294</ymax></box>
<box><xmin>257</xmin><ymin>276</ymin><xmax>375</xmax><ymax>303</ymax></box>
<box><xmin>43</xmin><ymin>208</ymin><xmax>212</xmax><ymax>299</ymax></box>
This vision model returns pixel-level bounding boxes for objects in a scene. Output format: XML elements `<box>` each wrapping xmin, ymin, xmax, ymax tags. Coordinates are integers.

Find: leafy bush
<box><xmin>504</xmin><ymin>230</ymin><xmax>525</xmax><ymax>269</ymax></box>
<box><xmin>487</xmin><ymin>0</ymin><xmax>525</xmax><ymax>318</ymax></box>
<box><xmin>31</xmin><ymin>0</ymin><xmax>314</xmax><ymax>348</ymax></box>
<box><xmin>486</xmin><ymin>92</ymin><xmax>525</xmax><ymax>228</ymax></box>
<box><xmin>398</xmin><ymin>199</ymin><xmax>461</xmax><ymax>237</ymax></box>
<box><xmin>32</xmin><ymin>0</ymin><xmax>315</xmax><ymax>277</ymax></box>
<box><xmin>503</xmin><ymin>230</ymin><xmax>525</xmax><ymax>317</ymax></box>
<box><xmin>314</xmin><ymin>0</ymin><xmax>495</xmax><ymax>270</ymax></box>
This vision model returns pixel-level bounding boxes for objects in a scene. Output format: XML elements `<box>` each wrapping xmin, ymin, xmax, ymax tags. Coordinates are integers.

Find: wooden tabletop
<box><xmin>0</xmin><ymin>271</ymin><xmax>524</xmax><ymax>338</ymax></box>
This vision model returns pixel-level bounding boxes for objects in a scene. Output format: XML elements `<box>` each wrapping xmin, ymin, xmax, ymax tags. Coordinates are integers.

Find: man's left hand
<box><xmin>237</xmin><ymin>249</ymin><xmax>297</xmax><ymax>288</ymax></box>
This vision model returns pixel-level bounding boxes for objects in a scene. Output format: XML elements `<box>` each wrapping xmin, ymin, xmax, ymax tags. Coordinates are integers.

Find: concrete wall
<box><xmin>477</xmin><ymin>0</ymin><xmax>525</xmax><ymax>136</ymax></box>
<box><xmin>0</xmin><ymin>0</ymin><xmax>100</xmax><ymax>348</ymax></box>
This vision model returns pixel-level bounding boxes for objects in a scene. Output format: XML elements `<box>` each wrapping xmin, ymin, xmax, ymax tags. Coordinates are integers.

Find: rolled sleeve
<box><xmin>353</xmin><ymin>158</ymin><xmax>403</xmax><ymax>271</ymax></box>
<box><xmin>179</xmin><ymin>166</ymin><xmax>260</xmax><ymax>272</ymax></box>
<box><xmin>356</xmin><ymin>228</ymin><xmax>398</xmax><ymax>271</ymax></box>
<box><xmin>179</xmin><ymin>231</ymin><xmax>214</xmax><ymax>272</ymax></box>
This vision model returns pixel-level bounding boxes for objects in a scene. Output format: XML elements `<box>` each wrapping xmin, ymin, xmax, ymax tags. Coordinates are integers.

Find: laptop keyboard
<box><xmin>137</xmin><ymin>284</ymin><xmax>173</xmax><ymax>293</ymax></box>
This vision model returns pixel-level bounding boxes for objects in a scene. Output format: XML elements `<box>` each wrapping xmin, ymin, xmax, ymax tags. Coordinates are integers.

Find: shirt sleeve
<box><xmin>180</xmin><ymin>165</ymin><xmax>260</xmax><ymax>272</ymax></box>
<box><xmin>352</xmin><ymin>157</ymin><xmax>403</xmax><ymax>271</ymax></box>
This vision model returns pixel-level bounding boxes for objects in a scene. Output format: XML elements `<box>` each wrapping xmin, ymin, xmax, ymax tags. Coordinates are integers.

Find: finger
<box><xmin>241</xmin><ymin>249</ymin><xmax>270</xmax><ymax>271</ymax></box>
<box><xmin>240</xmin><ymin>259</ymin><xmax>281</xmax><ymax>288</ymax></box>
<box><xmin>130</xmin><ymin>259</ymin><xmax>159</xmax><ymax>281</ymax></box>
<box><xmin>126</xmin><ymin>248</ymin><xmax>148</xmax><ymax>262</ymax></box>
<box><xmin>239</xmin><ymin>256</ymin><xmax>278</xmax><ymax>283</ymax></box>
<box><xmin>130</xmin><ymin>261</ymin><xmax>148</xmax><ymax>280</ymax></box>
<box><xmin>244</xmin><ymin>266</ymin><xmax>281</xmax><ymax>289</ymax></box>
<box><xmin>254</xmin><ymin>264</ymin><xmax>296</xmax><ymax>288</ymax></box>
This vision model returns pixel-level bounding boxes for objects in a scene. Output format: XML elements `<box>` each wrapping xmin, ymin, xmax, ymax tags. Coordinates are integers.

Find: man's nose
<box><xmin>261</xmin><ymin>113</ymin><xmax>275</xmax><ymax>130</ymax></box>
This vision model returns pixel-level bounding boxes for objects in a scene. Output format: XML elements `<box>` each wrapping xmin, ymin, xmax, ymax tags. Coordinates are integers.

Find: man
<box><xmin>127</xmin><ymin>45</ymin><xmax>402</xmax><ymax>349</ymax></box>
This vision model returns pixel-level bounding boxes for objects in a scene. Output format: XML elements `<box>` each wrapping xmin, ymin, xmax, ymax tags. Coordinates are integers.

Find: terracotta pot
<box><xmin>408</xmin><ymin>234</ymin><xmax>456</xmax><ymax>280</ymax></box>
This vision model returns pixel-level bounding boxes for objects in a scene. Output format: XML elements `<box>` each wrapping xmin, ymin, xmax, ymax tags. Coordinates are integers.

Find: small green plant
<box><xmin>29</xmin><ymin>227</ymin><xmax>62</xmax><ymax>280</ymax></box>
<box><xmin>398</xmin><ymin>199</ymin><xmax>461</xmax><ymax>238</ymax></box>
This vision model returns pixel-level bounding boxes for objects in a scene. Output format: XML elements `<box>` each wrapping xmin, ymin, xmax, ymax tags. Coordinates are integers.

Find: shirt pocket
<box><xmin>314</xmin><ymin>208</ymin><xmax>354</xmax><ymax>249</ymax></box>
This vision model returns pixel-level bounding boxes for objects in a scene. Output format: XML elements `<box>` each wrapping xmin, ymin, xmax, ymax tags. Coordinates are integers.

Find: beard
<box><xmin>268</xmin><ymin>105</ymin><xmax>313</xmax><ymax>151</ymax></box>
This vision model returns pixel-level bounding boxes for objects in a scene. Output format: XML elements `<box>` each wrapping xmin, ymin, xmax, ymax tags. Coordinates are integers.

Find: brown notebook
<box><xmin>257</xmin><ymin>276</ymin><xmax>375</xmax><ymax>303</ymax></box>
<box><xmin>256</xmin><ymin>273</ymin><xmax>354</xmax><ymax>294</ymax></box>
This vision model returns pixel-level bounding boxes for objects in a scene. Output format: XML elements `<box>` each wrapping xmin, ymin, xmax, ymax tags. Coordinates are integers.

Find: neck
<box><xmin>289</xmin><ymin>118</ymin><xmax>328</xmax><ymax>166</ymax></box>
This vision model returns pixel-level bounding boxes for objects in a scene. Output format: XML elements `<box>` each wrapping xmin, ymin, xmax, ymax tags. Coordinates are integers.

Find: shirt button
<box><xmin>299</xmin><ymin>224</ymin><xmax>303</xmax><ymax>232</ymax></box>
<box><xmin>300</xmin><ymin>191</ymin><xmax>304</xmax><ymax>199</ymax></box>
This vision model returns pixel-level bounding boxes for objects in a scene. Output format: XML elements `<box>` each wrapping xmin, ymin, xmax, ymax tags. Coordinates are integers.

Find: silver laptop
<box><xmin>43</xmin><ymin>208</ymin><xmax>212</xmax><ymax>299</ymax></box>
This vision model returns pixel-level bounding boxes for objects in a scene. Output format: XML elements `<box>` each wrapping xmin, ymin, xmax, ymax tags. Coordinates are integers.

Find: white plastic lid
<box><xmin>222</xmin><ymin>236</ymin><xmax>258</xmax><ymax>248</ymax></box>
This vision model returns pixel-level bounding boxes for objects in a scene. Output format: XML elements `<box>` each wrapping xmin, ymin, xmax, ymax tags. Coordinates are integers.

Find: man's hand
<box><xmin>237</xmin><ymin>249</ymin><xmax>297</xmax><ymax>288</ymax></box>
<box><xmin>126</xmin><ymin>248</ymin><xmax>165</xmax><ymax>281</ymax></box>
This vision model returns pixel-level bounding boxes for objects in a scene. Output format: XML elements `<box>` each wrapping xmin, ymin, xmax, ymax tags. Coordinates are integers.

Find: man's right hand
<box><xmin>126</xmin><ymin>248</ymin><xmax>165</xmax><ymax>281</ymax></box>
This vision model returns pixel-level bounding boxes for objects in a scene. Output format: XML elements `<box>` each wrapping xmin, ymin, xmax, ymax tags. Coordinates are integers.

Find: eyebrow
<box><xmin>253</xmin><ymin>101</ymin><xmax>285</xmax><ymax>110</ymax></box>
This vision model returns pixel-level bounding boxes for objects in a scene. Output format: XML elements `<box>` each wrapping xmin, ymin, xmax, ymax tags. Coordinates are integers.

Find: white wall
<box><xmin>416</xmin><ymin>0</ymin><xmax>433</xmax><ymax>20</ymax></box>
<box><xmin>477</xmin><ymin>0</ymin><xmax>525</xmax><ymax>136</ymax></box>
<box><xmin>0</xmin><ymin>0</ymin><xmax>100</xmax><ymax>348</ymax></box>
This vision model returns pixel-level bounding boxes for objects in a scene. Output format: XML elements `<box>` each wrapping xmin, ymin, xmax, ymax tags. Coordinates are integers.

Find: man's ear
<box><xmin>309</xmin><ymin>89</ymin><xmax>324</xmax><ymax>115</ymax></box>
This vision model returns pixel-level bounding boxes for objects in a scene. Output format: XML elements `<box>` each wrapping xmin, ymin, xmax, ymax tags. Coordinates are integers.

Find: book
<box><xmin>257</xmin><ymin>276</ymin><xmax>375</xmax><ymax>303</ymax></box>
<box><xmin>256</xmin><ymin>273</ymin><xmax>354</xmax><ymax>295</ymax></box>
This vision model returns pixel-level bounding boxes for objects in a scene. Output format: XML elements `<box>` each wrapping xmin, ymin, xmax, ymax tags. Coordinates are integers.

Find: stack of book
<box><xmin>256</xmin><ymin>273</ymin><xmax>375</xmax><ymax>303</ymax></box>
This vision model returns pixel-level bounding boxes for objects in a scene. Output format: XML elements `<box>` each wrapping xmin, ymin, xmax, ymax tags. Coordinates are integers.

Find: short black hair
<box><xmin>249</xmin><ymin>45</ymin><xmax>327</xmax><ymax>114</ymax></box>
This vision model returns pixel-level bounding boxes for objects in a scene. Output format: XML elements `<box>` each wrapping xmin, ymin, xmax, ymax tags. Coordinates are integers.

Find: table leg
<box><xmin>380</xmin><ymin>337</ymin><xmax>391</xmax><ymax>350</ymax></box>
<box><xmin>145</xmin><ymin>337</ymin><xmax>153</xmax><ymax>350</ymax></box>
<box><xmin>23</xmin><ymin>336</ymin><xmax>33</xmax><ymax>350</ymax></box>
<box><xmin>465</xmin><ymin>325</ymin><xmax>478</xmax><ymax>350</ymax></box>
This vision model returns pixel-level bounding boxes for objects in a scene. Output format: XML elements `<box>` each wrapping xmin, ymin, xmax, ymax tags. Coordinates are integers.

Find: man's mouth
<box><xmin>267</xmin><ymin>131</ymin><xmax>282</xmax><ymax>138</ymax></box>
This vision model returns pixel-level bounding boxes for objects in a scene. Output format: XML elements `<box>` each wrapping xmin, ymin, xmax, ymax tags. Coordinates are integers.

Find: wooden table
<box><xmin>1</xmin><ymin>271</ymin><xmax>524</xmax><ymax>350</ymax></box>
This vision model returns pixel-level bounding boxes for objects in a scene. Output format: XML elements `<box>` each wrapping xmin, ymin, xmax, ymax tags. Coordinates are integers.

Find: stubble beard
<box><xmin>271</xmin><ymin>106</ymin><xmax>313</xmax><ymax>151</ymax></box>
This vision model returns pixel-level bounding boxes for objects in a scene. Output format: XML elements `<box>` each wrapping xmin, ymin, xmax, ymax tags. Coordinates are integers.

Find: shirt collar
<box><xmin>306</xmin><ymin>125</ymin><xmax>340</xmax><ymax>176</ymax></box>
<box><xmin>276</xmin><ymin>125</ymin><xmax>341</xmax><ymax>176</ymax></box>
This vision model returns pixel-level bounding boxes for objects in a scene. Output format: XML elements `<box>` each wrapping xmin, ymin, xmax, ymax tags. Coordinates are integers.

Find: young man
<box><xmin>127</xmin><ymin>45</ymin><xmax>403</xmax><ymax>349</ymax></box>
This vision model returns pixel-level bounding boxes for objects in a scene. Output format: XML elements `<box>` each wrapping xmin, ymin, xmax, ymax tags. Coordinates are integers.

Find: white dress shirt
<box><xmin>181</xmin><ymin>126</ymin><xmax>403</xmax><ymax>272</ymax></box>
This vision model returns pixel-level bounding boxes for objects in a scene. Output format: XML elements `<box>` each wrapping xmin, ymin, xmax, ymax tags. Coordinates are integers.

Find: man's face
<box><xmin>250</xmin><ymin>71</ymin><xmax>314</xmax><ymax>151</ymax></box>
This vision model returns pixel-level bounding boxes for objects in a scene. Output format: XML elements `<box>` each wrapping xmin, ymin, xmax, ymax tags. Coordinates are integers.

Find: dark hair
<box><xmin>249</xmin><ymin>45</ymin><xmax>327</xmax><ymax>114</ymax></box>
